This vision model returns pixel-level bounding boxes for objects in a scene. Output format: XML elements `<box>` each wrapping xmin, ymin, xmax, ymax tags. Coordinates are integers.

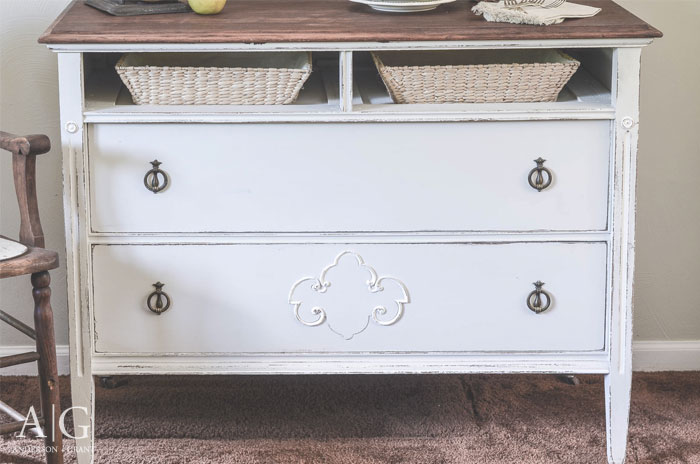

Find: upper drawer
<box><xmin>88</xmin><ymin>121</ymin><xmax>610</xmax><ymax>233</ymax></box>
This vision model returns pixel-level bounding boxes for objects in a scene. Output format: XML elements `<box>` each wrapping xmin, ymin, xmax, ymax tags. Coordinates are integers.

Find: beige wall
<box><xmin>617</xmin><ymin>0</ymin><xmax>700</xmax><ymax>340</ymax></box>
<box><xmin>1</xmin><ymin>0</ymin><xmax>699</xmax><ymax>348</ymax></box>
<box><xmin>0</xmin><ymin>0</ymin><xmax>72</xmax><ymax>347</ymax></box>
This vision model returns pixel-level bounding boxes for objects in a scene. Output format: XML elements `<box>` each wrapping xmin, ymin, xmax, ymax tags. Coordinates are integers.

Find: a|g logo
<box><xmin>19</xmin><ymin>405</ymin><xmax>90</xmax><ymax>440</ymax></box>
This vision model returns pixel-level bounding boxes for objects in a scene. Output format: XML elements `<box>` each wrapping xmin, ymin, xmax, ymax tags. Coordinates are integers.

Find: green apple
<box><xmin>188</xmin><ymin>0</ymin><xmax>227</xmax><ymax>15</ymax></box>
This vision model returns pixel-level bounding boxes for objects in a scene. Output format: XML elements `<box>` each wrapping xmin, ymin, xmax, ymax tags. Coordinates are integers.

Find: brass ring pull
<box><xmin>144</xmin><ymin>160</ymin><xmax>169</xmax><ymax>194</ymax></box>
<box><xmin>527</xmin><ymin>281</ymin><xmax>552</xmax><ymax>314</ymax></box>
<box><xmin>146</xmin><ymin>282</ymin><xmax>171</xmax><ymax>315</ymax></box>
<box><xmin>528</xmin><ymin>157</ymin><xmax>553</xmax><ymax>192</ymax></box>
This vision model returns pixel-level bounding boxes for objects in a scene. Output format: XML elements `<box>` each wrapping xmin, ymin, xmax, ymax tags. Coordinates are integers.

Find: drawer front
<box><xmin>89</xmin><ymin>121</ymin><xmax>610</xmax><ymax>233</ymax></box>
<box><xmin>92</xmin><ymin>242</ymin><xmax>607</xmax><ymax>354</ymax></box>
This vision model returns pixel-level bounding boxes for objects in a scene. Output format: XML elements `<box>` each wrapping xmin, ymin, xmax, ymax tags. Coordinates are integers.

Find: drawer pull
<box><xmin>147</xmin><ymin>282</ymin><xmax>171</xmax><ymax>315</ymax></box>
<box><xmin>527</xmin><ymin>281</ymin><xmax>552</xmax><ymax>314</ymax></box>
<box><xmin>528</xmin><ymin>157</ymin><xmax>553</xmax><ymax>192</ymax></box>
<box><xmin>143</xmin><ymin>160</ymin><xmax>169</xmax><ymax>194</ymax></box>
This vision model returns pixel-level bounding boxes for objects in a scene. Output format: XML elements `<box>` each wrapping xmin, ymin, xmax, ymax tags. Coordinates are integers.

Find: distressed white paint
<box><xmin>91</xmin><ymin>242</ymin><xmax>607</xmax><ymax>353</ymax></box>
<box><xmin>339</xmin><ymin>51</ymin><xmax>354</xmax><ymax>112</ymax></box>
<box><xmin>7</xmin><ymin>340</ymin><xmax>698</xmax><ymax>376</ymax></box>
<box><xmin>3</xmin><ymin>0</ymin><xmax>696</xmax><ymax>350</ymax></box>
<box><xmin>604</xmin><ymin>46</ymin><xmax>641</xmax><ymax>464</ymax></box>
<box><xmin>88</xmin><ymin>121</ymin><xmax>610</xmax><ymax>234</ymax></box>
<box><xmin>43</xmin><ymin>27</ymin><xmax>655</xmax><ymax>464</ymax></box>
<box><xmin>86</xmin><ymin>232</ymin><xmax>610</xmax><ymax>243</ymax></box>
<box><xmin>90</xmin><ymin>353</ymin><xmax>612</xmax><ymax>376</ymax></box>
<box><xmin>0</xmin><ymin>6</ymin><xmax>694</xmax><ymax>462</ymax></box>
<box><xmin>56</xmin><ymin>51</ymin><xmax>95</xmax><ymax>464</ymax></box>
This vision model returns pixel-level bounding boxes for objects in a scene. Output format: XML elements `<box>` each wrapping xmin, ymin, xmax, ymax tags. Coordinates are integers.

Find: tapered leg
<box><xmin>32</xmin><ymin>271</ymin><xmax>63</xmax><ymax>464</ymax></box>
<box><xmin>605</xmin><ymin>371</ymin><xmax>632</xmax><ymax>464</ymax></box>
<box><xmin>71</xmin><ymin>370</ymin><xmax>95</xmax><ymax>464</ymax></box>
<box><xmin>605</xmin><ymin>44</ymin><xmax>641</xmax><ymax>464</ymax></box>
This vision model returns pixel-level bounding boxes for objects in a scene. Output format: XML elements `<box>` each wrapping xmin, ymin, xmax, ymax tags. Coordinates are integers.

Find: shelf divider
<box><xmin>340</xmin><ymin>51</ymin><xmax>353</xmax><ymax>112</ymax></box>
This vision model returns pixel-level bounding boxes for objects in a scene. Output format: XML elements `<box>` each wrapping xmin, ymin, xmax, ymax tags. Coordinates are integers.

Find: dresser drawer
<box><xmin>91</xmin><ymin>242</ymin><xmax>607</xmax><ymax>354</ymax></box>
<box><xmin>88</xmin><ymin>121</ymin><xmax>610</xmax><ymax>233</ymax></box>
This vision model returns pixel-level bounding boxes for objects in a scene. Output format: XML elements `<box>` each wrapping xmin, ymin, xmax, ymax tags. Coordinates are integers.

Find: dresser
<box><xmin>40</xmin><ymin>1</ymin><xmax>660</xmax><ymax>462</ymax></box>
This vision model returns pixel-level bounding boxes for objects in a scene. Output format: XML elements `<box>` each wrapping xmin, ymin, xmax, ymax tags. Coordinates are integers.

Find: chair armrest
<box><xmin>1</xmin><ymin>130</ymin><xmax>51</xmax><ymax>248</ymax></box>
<box><xmin>0</xmin><ymin>131</ymin><xmax>50</xmax><ymax>156</ymax></box>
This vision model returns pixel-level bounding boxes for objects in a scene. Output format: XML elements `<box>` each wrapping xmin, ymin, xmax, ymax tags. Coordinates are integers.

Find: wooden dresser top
<box><xmin>39</xmin><ymin>0</ymin><xmax>661</xmax><ymax>44</ymax></box>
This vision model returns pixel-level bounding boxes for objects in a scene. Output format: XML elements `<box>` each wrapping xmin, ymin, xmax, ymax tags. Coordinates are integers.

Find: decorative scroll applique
<box><xmin>288</xmin><ymin>251</ymin><xmax>410</xmax><ymax>340</ymax></box>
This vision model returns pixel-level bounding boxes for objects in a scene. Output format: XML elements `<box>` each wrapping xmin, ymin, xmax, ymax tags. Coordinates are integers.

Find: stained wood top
<box><xmin>39</xmin><ymin>0</ymin><xmax>661</xmax><ymax>44</ymax></box>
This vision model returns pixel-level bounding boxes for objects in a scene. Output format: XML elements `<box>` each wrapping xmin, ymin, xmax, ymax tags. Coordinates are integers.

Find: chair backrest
<box><xmin>0</xmin><ymin>131</ymin><xmax>51</xmax><ymax>248</ymax></box>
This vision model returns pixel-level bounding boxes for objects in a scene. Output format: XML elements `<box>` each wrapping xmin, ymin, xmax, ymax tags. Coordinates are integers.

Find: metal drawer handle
<box><xmin>527</xmin><ymin>281</ymin><xmax>552</xmax><ymax>314</ymax></box>
<box><xmin>144</xmin><ymin>160</ymin><xmax>169</xmax><ymax>194</ymax></box>
<box><xmin>528</xmin><ymin>157</ymin><xmax>553</xmax><ymax>192</ymax></box>
<box><xmin>147</xmin><ymin>282</ymin><xmax>171</xmax><ymax>315</ymax></box>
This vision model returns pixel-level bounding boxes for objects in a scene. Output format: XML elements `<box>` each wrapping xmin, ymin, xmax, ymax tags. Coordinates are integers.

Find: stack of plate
<box><xmin>349</xmin><ymin>0</ymin><xmax>456</xmax><ymax>13</ymax></box>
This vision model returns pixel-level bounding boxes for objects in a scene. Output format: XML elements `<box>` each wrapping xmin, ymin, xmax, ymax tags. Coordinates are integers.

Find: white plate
<box><xmin>0</xmin><ymin>237</ymin><xmax>28</xmax><ymax>261</ymax></box>
<box><xmin>350</xmin><ymin>0</ymin><xmax>456</xmax><ymax>13</ymax></box>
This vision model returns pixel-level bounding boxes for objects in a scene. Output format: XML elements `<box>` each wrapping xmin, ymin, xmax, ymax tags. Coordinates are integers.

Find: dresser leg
<box><xmin>70</xmin><ymin>373</ymin><xmax>95</xmax><ymax>464</ymax></box>
<box><xmin>604</xmin><ymin>371</ymin><xmax>632</xmax><ymax>464</ymax></box>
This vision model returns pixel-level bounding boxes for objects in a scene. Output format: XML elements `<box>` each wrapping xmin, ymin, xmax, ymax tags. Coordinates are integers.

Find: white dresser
<box><xmin>41</xmin><ymin>1</ymin><xmax>660</xmax><ymax>462</ymax></box>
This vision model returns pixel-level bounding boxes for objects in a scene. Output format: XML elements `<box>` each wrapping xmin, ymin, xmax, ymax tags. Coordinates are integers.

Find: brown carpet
<box><xmin>1</xmin><ymin>373</ymin><xmax>699</xmax><ymax>463</ymax></box>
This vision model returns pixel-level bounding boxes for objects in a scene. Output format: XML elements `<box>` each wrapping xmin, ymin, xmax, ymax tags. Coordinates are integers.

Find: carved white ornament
<box><xmin>65</xmin><ymin>121</ymin><xmax>79</xmax><ymax>134</ymax></box>
<box><xmin>288</xmin><ymin>251</ymin><xmax>410</xmax><ymax>340</ymax></box>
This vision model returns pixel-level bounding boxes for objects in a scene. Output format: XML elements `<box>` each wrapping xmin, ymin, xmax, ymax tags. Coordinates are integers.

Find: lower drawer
<box><xmin>91</xmin><ymin>242</ymin><xmax>607</xmax><ymax>354</ymax></box>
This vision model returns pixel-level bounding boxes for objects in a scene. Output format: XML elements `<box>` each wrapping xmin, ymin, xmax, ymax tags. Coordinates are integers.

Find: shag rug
<box><xmin>1</xmin><ymin>372</ymin><xmax>699</xmax><ymax>463</ymax></box>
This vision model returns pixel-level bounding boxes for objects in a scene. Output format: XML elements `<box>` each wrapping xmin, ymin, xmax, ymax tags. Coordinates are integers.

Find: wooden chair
<box><xmin>0</xmin><ymin>131</ymin><xmax>63</xmax><ymax>464</ymax></box>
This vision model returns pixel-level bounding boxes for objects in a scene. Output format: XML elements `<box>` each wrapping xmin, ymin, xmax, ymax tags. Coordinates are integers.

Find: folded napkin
<box><xmin>472</xmin><ymin>1</ymin><xmax>601</xmax><ymax>26</ymax></box>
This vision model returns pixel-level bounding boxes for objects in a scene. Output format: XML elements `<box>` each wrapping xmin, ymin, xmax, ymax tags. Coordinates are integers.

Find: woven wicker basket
<box><xmin>116</xmin><ymin>52</ymin><xmax>312</xmax><ymax>105</ymax></box>
<box><xmin>372</xmin><ymin>50</ymin><xmax>580</xmax><ymax>104</ymax></box>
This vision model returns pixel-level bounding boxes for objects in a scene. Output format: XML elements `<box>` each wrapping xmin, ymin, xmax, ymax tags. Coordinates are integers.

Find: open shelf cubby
<box><xmin>351</xmin><ymin>48</ymin><xmax>613</xmax><ymax>113</ymax></box>
<box><xmin>83</xmin><ymin>52</ymin><xmax>342</xmax><ymax>115</ymax></box>
<box><xmin>82</xmin><ymin>48</ymin><xmax>613</xmax><ymax>119</ymax></box>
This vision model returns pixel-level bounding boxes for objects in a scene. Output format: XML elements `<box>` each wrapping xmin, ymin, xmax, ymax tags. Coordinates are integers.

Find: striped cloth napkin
<box><xmin>472</xmin><ymin>1</ymin><xmax>601</xmax><ymax>25</ymax></box>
